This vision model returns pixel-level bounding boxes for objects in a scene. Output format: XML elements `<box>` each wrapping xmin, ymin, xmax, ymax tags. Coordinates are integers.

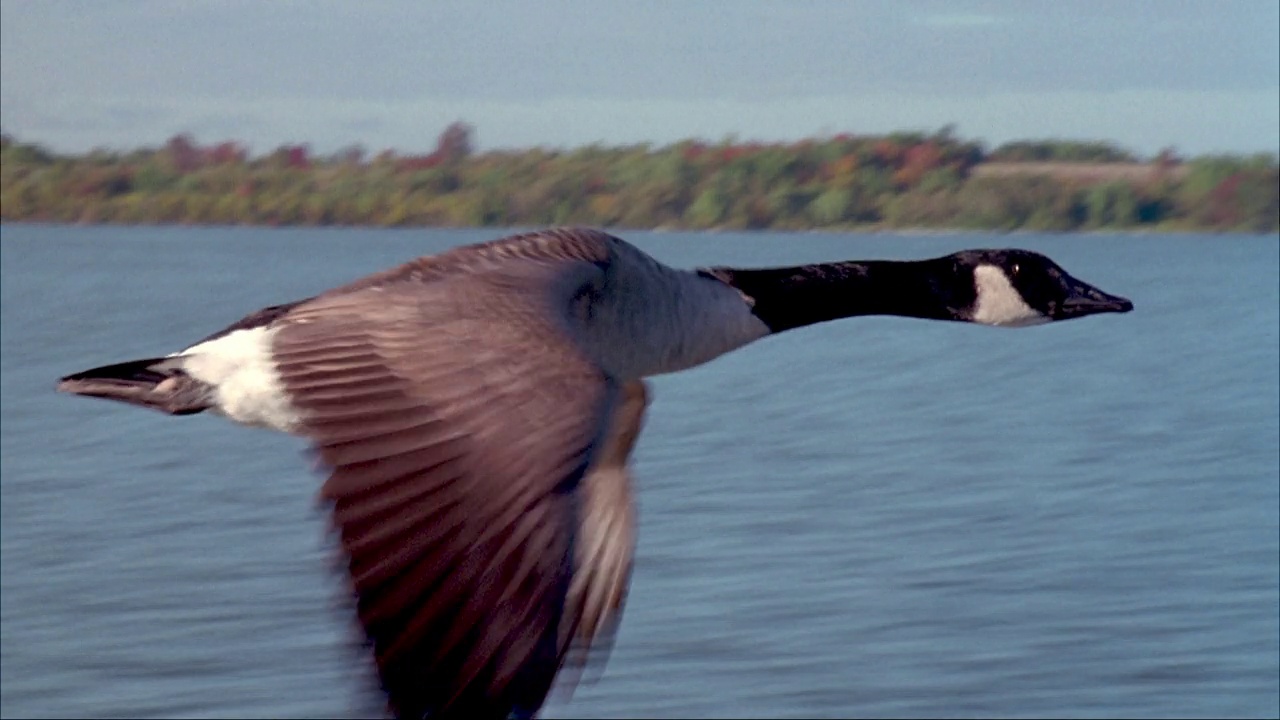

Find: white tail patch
<box><xmin>174</xmin><ymin>327</ymin><xmax>300</xmax><ymax>433</ymax></box>
<box><xmin>971</xmin><ymin>265</ymin><xmax>1049</xmax><ymax>327</ymax></box>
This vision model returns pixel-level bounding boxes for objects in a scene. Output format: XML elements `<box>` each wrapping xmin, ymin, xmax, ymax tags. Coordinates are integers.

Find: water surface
<box><xmin>2</xmin><ymin>225</ymin><xmax>1277</xmax><ymax>718</ymax></box>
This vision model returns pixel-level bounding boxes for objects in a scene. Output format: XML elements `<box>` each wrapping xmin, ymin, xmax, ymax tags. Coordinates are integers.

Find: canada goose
<box><xmin>56</xmin><ymin>227</ymin><xmax>1133</xmax><ymax>719</ymax></box>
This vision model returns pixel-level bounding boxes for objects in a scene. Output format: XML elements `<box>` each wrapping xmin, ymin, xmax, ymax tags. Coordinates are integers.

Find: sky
<box><xmin>2</xmin><ymin>0</ymin><xmax>1278</xmax><ymax>158</ymax></box>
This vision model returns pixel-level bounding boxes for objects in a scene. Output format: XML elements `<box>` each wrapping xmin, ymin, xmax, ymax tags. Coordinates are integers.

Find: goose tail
<box><xmin>56</xmin><ymin>357</ymin><xmax>213</xmax><ymax>416</ymax></box>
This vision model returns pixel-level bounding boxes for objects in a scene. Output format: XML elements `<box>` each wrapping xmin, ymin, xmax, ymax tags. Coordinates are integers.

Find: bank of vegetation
<box><xmin>1</xmin><ymin>124</ymin><xmax>1276</xmax><ymax>232</ymax></box>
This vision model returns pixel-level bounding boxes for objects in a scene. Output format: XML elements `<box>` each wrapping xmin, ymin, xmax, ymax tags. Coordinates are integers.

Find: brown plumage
<box><xmin>271</xmin><ymin>248</ymin><xmax>642</xmax><ymax>718</ymax></box>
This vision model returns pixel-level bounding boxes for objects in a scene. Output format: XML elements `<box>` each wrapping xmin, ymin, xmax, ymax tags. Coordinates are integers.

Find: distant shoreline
<box><xmin>3</xmin><ymin>129</ymin><xmax>1276</xmax><ymax>233</ymax></box>
<box><xmin>5</xmin><ymin>220</ymin><xmax>1275</xmax><ymax>239</ymax></box>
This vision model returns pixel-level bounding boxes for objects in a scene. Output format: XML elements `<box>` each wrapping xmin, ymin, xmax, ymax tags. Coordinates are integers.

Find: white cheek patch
<box><xmin>971</xmin><ymin>265</ymin><xmax>1050</xmax><ymax>327</ymax></box>
<box><xmin>174</xmin><ymin>326</ymin><xmax>301</xmax><ymax>432</ymax></box>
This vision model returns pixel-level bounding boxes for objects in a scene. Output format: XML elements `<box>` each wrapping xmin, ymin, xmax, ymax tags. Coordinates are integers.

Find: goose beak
<box><xmin>1053</xmin><ymin>279</ymin><xmax>1134</xmax><ymax>320</ymax></box>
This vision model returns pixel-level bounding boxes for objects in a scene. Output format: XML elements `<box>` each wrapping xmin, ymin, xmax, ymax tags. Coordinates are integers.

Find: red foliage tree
<box><xmin>209</xmin><ymin>141</ymin><xmax>247</xmax><ymax>165</ymax></box>
<box><xmin>681</xmin><ymin>142</ymin><xmax>708</xmax><ymax>162</ymax></box>
<box><xmin>872</xmin><ymin>138</ymin><xmax>904</xmax><ymax>168</ymax></box>
<box><xmin>434</xmin><ymin>121</ymin><xmax>474</xmax><ymax>165</ymax></box>
<box><xmin>893</xmin><ymin>141</ymin><xmax>944</xmax><ymax>187</ymax></box>
<box><xmin>285</xmin><ymin>145</ymin><xmax>311</xmax><ymax>169</ymax></box>
<box><xmin>164</xmin><ymin>134</ymin><xmax>202</xmax><ymax>172</ymax></box>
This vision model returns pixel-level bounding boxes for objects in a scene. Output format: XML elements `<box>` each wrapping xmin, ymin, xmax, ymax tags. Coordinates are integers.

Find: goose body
<box><xmin>56</xmin><ymin>227</ymin><xmax>1133</xmax><ymax>719</ymax></box>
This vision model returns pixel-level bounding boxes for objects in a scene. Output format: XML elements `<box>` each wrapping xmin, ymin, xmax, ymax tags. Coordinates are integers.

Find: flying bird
<box><xmin>57</xmin><ymin>227</ymin><xmax>1134</xmax><ymax>719</ymax></box>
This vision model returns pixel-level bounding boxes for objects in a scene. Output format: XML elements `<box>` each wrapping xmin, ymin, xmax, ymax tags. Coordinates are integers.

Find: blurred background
<box><xmin>1</xmin><ymin>2</ymin><xmax>1278</xmax><ymax>718</ymax></box>
<box><xmin>0</xmin><ymin>0</ymin><xmax>1277</xmax><ymax>232</ymax></box>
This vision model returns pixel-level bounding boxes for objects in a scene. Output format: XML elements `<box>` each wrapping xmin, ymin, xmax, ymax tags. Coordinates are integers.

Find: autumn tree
<box><xmin>434</xmin><ymin>121</ymin><xmax>475</xmax><ymax>165</ymax></box>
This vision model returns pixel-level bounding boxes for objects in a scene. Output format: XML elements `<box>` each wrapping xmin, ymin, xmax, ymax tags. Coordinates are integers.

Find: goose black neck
<box><xmin>701</xmin><ymin>258</ymin><xmax>968</xmax><ymax>334</ymax></box>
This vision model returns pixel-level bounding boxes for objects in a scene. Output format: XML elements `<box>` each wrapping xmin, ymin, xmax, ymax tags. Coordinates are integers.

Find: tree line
<box><xmin>1</xmin><ymin>123</ymin><xmax>1276</xmax><ymax>232</ymax></box>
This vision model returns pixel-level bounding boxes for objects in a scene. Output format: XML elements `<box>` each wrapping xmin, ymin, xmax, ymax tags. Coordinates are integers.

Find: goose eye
<box><xmin>1010</xmin><ymin>263</ymin><xmax>1021</xmax><ymax>277</ymax></box>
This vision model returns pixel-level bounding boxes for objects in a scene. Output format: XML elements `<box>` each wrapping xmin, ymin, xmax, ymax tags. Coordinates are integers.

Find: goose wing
<box><xmin>271</xmin><ymin>259</ymin><xmax>629</xmax><ymax>718</ymax></box>
<box><xmin>559</xmin><ymin>380</ymin><xmax>647</xmax><ymax>694</ymax></box>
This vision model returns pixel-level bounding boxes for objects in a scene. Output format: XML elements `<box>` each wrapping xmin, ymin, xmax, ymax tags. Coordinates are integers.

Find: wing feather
<box><xmin>273</xmin><ymin>258</ymin><xmax>625</xmax><ymax>718</ymax></box>
<box><xmin>555</xmin><ymin>380</ymin><xmax>647</xmax><ymax>701</ymax></box>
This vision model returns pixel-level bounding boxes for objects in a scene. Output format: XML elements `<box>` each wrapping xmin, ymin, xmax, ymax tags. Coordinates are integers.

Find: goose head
<box><xmin>949</xmin><ymin>249</ymin><xmax>1134</xmax><ymax>327</ymax></box>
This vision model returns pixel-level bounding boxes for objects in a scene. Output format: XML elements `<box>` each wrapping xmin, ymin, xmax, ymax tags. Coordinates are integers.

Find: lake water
<box><xmin>1</xmin><ymin>224</ymin><xmax>1277</xmax><ymax>719</ymax></box>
